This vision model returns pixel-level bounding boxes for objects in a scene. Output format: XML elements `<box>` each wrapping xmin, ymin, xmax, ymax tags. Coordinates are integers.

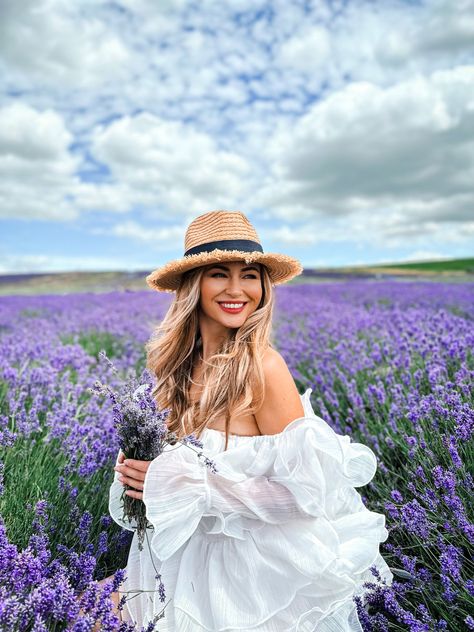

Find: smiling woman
<box><xmin>201</xmin><ymin>261</ymin><xmax>262</xmax><ymax>320</ymax></box>
<box><xmin>107</xmin><ymin>210</ymin><xmax>393</xmax><ymax>631</ymax></box>
<box><xmin>141</xmin><ymin>210</ymin><xmax>305</xmax><ymax>449</ymax></box>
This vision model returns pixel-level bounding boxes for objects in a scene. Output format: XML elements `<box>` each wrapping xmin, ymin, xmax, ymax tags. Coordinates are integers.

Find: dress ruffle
<box><xmin>109</xmin><ymin>388</ymin><xmax>393</xmax><ymax>631</ymax></box>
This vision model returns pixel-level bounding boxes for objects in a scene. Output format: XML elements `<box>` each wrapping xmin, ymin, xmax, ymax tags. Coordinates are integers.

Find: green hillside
<box><xmin>365</xmin><ymin>258</ymin><xmax>474</xmax><ymax>272</ymax></box>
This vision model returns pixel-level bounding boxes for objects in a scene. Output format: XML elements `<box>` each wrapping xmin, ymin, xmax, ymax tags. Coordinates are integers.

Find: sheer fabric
<box><xmin>109</xmin><ymin>388</ymin><xmax>393</xmax><ymax>631</ymax></box>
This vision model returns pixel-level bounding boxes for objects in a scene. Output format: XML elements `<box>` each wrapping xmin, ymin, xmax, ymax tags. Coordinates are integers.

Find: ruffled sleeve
<box><xmin>204</xmin><ymin>391</ymin><xmax>377</xmax><ymax>525</ymax></box>
<box><xmin>269</xmin><ymin>388</ymin><xmax>378</xmax><ymax>513</ymax></box>
<box><xmin>108</xmin><ymin>448</ymin><xmax>138</xmax><ymax>531</ymax></box>
<box><xmin>142</xmin><ymin>422</ymin><xmax>323</xmax><ymax>561</ymax></box>
<box><xmin>141</xmin><ymin>441</ymin><xmax>305</xmax><ymax>561</ymax></box>
<box><xmin>141</xmin><ymin>388</ymin><xmax>379</xmax><ymax>563</ymax></box>
<box><xmin>142</xmin><ymin>442</ymin><xmax>209</xmax><ymax>561</ymax></box>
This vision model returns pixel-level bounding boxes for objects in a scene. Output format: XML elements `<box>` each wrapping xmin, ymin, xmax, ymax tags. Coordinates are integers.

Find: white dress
<box><xmin>109</xmin><ymin>388</ymin><xmax>393</xmax><ymax>631</ymax></box>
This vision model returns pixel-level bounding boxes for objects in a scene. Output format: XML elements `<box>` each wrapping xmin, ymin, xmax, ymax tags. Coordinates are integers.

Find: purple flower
<box><xmin>400</xmin><ymin>499</ymin><xmax>432</xmax><ymax>539</ymax></box>
<box><xmin>390</xmin><ymin>490</ymin><xmax>404</xmax><ymax>503</ymax></box>
<box><xmin>439</xmin><ymin>542</ymin><xmax>462</xmax><ymax>583</ymax></box>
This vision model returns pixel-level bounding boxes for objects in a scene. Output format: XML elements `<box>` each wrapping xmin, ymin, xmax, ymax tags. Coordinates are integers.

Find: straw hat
<box><xmin>146</xmin><ymin>210</ymin><xmax>303</xmax><ymax>292</ymax></box>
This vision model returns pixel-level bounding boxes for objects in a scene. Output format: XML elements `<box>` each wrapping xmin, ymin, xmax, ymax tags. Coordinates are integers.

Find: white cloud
<box><xmin>81</xmin><ymin>112</ymin><xmax>251</xmax><ymax>216</ymax></box>
<box><xmin>415</xmin><ymin>0</ymin><xmax>474</xmax><ymax>56</ymax></box>
<box><xmin>0</xmin><ymin>252</ymin><xmax>143</xmax><ymax>274</ymax></box>
<box><xmin>0</xmin><ymin>103</ymin><xmax>254</xmax><ymax>221</ymax></box>
<box><xmin>0</xmin><ymin>101</ymin><xmax>72</xmax><ymax>159</ymax></box>
<box><xmin>275</xmin><ymin>0</ymin><xmax>474</xmax><ymax>95</ymax></box>
<box><xmin>72</xmin><ymin>183</ymin><xmax>133</xmax><ymax>215</ymax></box>
<box><xmin>0</xmin><ymin>102</ymin><xmax>78</xmax><ymax>220</ymax></box>
<box><xmin>263</xmin><ymin>224</ymin><xmax>320</xmax><ymax>246</ymax></box>
<box><xmin>278</xmin><ymin>26</ymin><xmax>331</xmax><ymax>71</ymax></box>
<box><xmin>257</xmin><ymin>65</ymin><xmax>474</xmax><ymax>234</ymax></box>
<box><xmin>0</xmin><ymin>0</ymin><xmax>132</xmax><ymax>88</ymax></box>
<box><xmin>91</xmin><ymin>219</ymin><xmax>185</xmax><ymax>247</ymax></box>
<box><xmin>0</xmin><ymin>0</ymin><xmax>473</xmax><ymax>270</ymax></box>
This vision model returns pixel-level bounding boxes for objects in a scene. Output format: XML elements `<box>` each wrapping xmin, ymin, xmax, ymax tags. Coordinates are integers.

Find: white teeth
<box><xmin>220</xmin><ymin>303</ymin><xmax>244</xmax><ymax>308</ymax></box>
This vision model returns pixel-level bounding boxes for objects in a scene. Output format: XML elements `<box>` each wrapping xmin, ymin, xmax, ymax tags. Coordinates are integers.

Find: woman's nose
<box><xmin>226</xmin><ymin>277</ymin><xmax>244</xmax><ymax>293</ymax></box>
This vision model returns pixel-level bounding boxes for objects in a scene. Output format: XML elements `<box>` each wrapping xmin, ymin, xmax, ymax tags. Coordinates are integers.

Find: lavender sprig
<box><xmin>88</xmin><ymin>350</ymin><xmax>218</xmax><ymax>551</ymax></box>
<box><xmin>85</xmin><ymin>350</ymin><xmax>219</xmax><ymax>625</ymax></box>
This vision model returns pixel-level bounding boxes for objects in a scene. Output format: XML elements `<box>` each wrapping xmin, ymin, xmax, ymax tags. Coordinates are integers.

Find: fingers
<box><xmin>121</xmin><ymin>458</ymin><xmax>150</xmax><ymax>472</ymax></box>
<box><xmin>113</xmin><ymin>454</ymin><xmax>145</xmax><ymax>500</ymax></box>
<box><xmin>118</xmin><ymin>475</ymin><xmax>144</xmax><ymax>491</ymax></box>
<box><xmin>124</xmin><ymin>488</ymin><xmax>143</xmax><ymax>500</ymax></box>
<box><xmin>115</xmin><ymin>464</ymin><xmax>145</xmax><ymax>482</ymax></box>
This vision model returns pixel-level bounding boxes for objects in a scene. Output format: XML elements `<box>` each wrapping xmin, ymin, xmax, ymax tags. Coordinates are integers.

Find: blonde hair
<box><xmin>145</xmin><ymin>262</ymin><xmax>276</xmax><ymax>451</ymax></box>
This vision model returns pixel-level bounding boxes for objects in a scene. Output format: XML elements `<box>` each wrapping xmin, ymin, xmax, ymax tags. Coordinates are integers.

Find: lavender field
<box><xmin>0</xmin><ymin>281</ymin><xmax>473</xmax><ymax>631</ymax></box>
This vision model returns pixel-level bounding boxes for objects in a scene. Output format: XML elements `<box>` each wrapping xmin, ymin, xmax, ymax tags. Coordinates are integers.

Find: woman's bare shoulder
<box><xmin>256</xmin><ymin>347</ymin><xmax>305</xmax><ymax>435</ymax></box>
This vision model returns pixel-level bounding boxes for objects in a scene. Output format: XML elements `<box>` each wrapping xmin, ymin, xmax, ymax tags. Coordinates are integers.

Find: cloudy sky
<box><xmin>1</xmin><ymin>0</ymin><xmax>473</xmax><ymax>274</ymax></box>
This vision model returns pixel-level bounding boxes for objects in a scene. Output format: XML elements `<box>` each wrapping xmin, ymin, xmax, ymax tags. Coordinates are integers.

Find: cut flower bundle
<box><xmin>89</xmin><ymin>350</ymin><xmax>218</xmax><ymax>550</ymax></box>
<box><xmin>88</xmin><ymin>350</ymin><xmax>219</xmax><ymax>627</ymax></box>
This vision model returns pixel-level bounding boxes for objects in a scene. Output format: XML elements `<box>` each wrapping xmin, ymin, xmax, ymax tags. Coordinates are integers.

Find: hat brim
<box><xmin>146</xmin><ymin>248</ymin><xmax>303</xmax><ymax>292</ymax></box>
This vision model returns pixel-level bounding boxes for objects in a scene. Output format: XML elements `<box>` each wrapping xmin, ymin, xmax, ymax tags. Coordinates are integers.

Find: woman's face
<box><xmin>199</xmin><ymin>260</ymin><xmax>263</xmax><ymax>329</ymax></box>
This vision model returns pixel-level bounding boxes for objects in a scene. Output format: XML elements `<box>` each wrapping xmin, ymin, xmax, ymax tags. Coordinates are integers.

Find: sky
<box><xmin>0</xmin><ymin>0</ymin><xmax>473</xmax><ymax>274</ymax></box>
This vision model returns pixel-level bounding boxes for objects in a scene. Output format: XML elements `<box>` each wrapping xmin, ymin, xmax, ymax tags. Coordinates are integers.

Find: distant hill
<box><xmin>0</xmin><ymin>258</ymin><xmax>472</xmax><ymax>296</ymax></box>
<box><xmin>359</xmin><ymin>258</ymin><xmax>474</xmax><ymax>273</ymax></box>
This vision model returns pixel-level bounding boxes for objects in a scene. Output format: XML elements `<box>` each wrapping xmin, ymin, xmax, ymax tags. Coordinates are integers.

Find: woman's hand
<box><xmin>113</xmin><ymin>450</ymin><xmax>152</xmax><ymax>501</ymax></box>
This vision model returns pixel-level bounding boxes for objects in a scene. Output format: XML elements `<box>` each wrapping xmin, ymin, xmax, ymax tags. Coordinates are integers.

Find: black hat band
<box><xmin>184</xmin><ymin>239</ymin><xmax>264</xmax><ymax>257</ymax></box>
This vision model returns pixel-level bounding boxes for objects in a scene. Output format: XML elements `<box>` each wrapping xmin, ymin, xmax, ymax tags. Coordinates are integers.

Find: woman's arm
<box><xmin>117</xmin><ymin>442</ymin><xmax>324</xmax><ymax>526</ymax></box>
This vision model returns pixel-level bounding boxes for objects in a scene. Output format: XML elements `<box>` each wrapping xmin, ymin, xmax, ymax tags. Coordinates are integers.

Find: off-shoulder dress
<box><xmin>109</xmin><ymin>388</ymin><xmax>393</xmax><ymax>631</ymax></box>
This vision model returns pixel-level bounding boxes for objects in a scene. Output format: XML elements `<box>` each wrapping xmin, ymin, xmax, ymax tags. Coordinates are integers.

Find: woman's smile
<box><xmin>217</xmin><ymin>301</ymin><xmax>247</xmax><ymax>314</ymax></box>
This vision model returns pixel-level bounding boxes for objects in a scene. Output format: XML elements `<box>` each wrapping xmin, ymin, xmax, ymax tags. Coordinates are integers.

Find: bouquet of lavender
<box><xmin>88</xmin><ymin>350</ymin><xmax>217</xmax><ymax>552</ymax></box>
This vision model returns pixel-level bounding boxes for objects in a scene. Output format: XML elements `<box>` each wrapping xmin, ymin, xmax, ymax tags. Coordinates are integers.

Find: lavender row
<box><xmin>0</xmin><ymin>280</ymin><xmax>473</xmax><ymax>630</ymax></box>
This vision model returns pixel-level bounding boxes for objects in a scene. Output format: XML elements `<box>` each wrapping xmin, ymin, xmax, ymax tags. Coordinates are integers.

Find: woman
<box><xmin>106</xmin><ymin>210</ymin><xmax>393</xmax><ymax>631</ymax></box>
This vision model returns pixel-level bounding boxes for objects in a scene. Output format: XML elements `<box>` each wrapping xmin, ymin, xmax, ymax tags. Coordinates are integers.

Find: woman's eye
<box><xmin>211</xmin><ymin>273</ymin><xmax>257</xmax><ymax>279</ymax></box>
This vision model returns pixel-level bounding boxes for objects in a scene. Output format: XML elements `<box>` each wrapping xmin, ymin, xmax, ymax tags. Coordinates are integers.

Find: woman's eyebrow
<box><xmin>209</xmin><ymin>264</ymin><xmax>260</xmax><ymax>273</ymax></box>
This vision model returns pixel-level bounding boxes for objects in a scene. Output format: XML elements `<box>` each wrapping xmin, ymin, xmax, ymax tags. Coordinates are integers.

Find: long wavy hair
<box><xmin>145</xmin><ymin>262</ymin><xmax>276</xmax><ymax>451</ymax></box>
